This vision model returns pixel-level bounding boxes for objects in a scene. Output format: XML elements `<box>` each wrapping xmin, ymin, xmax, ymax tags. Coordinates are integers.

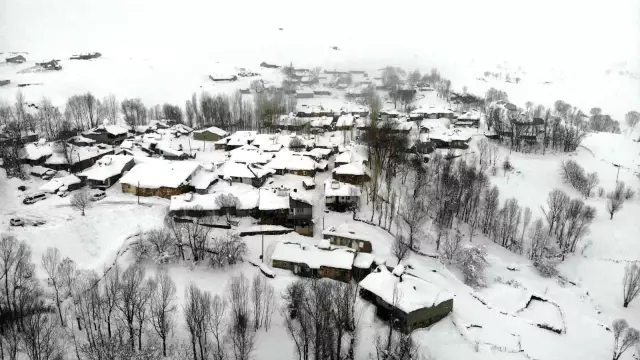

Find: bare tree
<box><xmin>391</xmin><ymin>235</ymin><xmax>410</xmax><ymax>263</ymax></box>
<box><xmin>148</xmin><ymin>269</ymin><xmax>177</xmax><ymax>357</ymax></box>
<box><xmin>100</xmin><ymin>94</ymin><xmax>119</xmax><ymax>124</ymax></box>
<box><xmin>216</xmin><ymin>194</ymin><xmax>239</xmax><ymax>225</ymax></box>
<box><xmin>116</xmin><ymin>264</ymin><xmax>146</xmax><ymax>350</ymax></box>
<box><xmin>441</xmin><ymin>228</ymin><xmax>463</xmax><ymax>261</ymax></box>
<box><xmin>606</xmin><ymin>182</ymin><xmax>626</xmax><ymax>220</ymax></box>
<box><xmin>250</xmin><ymin>274</ymin><xmax>264</xmax><ymax>331</ymax></box>
<box><xmin>70</xmin><ymin>189</ymin><xmax>91</xmax><ymax>216</ymax></box>
<box><xmin>227</xmin><ymin>274</ymin><xmax>255</xmax><ymax>360</ymax></box>
<box><xmin>623</xmin><ymin>262</ymin><xmax>640</xmax><ymax>308</ymax></box>
<box><xmin>146</xmin><ymin>228</ymin><xmax>174</xmax><ymax>257</ymax></box>
<box><xmin>612</xmin><ymin>319</ymin><xmax>640</xmax><ymax>360</ymax></box>
<box><xmin>209</xmin><ymin>295</ymin><xmax>227</xmax><ymax>360</ymax></box>
<box><xmin>121</xmin><ymin>98</ymin><xmax>147</xmax><ymax>127</ymax></box>
<box><xmin>19</xmin><ymin>312</ymin><xmax>65</xmax><ymax>360</ymax></box>
<box><xmin>41</xmin><ymin>247</ymin><xmax>65</xmax><ymax>325</ymax></box>
<box><xmin>542</xmin><ymin>189</ymin><xmax>569</xmax><ymax>235</ymax></box>
<box><xmin>398</xmin><ymin>197</ymin><xmax>427</xmax><ymax>250</ymax></box>
<box><xmin>184</xmin><ymin>283</ymin><xmax>212</xmax><ymax>360</ymax></box>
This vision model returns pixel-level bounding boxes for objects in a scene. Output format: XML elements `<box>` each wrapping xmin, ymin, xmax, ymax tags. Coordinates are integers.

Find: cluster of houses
<box><xmin>270</xmin><ymin>223</ymin><xmax>454</xmax><ymax>333</ymax></box>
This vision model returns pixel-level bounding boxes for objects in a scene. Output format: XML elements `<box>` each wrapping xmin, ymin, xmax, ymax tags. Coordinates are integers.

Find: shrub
<box><xmin>456</xmin><ymin>245</ymin><xmax>488</xmax><ymax>287</ymax></box>
<box><xmin>534</xmin><ymin>258</ymin><xmax>558</xmax><ymax>278</ymax></box>
<box><xmin>560</xmin><ymin>160</ymin><xmax>598</xmax><ymax>197</ymax></box>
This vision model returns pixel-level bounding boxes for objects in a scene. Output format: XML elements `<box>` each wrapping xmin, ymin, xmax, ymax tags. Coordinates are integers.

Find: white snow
<box><xmin>332</xmin><ymin>162</ymin><xmax>370</xmax><ymax>176</ymax></box>
<box><xmin>353</xmin><ymin>252</ymin><xmax>375</xmax><ymax>269</ymax></box>
<box><xmin>119</xmin><ymin>160</ymin><xmax>200</xmax><ymax>189</ymax></box>
<box><xmin>258</xmin><ymin>187</ymin><xmax>290</xmax><ymax>210</ymax></box>
<box><xmin>188</xmin><ymin>170</ymin><xmax>218</xmax><ymax>191</ymax></box>
<box><xmin>271</xmin><ymin>241</ymin><xmax>355</xmax><ymax>270</ymax></box>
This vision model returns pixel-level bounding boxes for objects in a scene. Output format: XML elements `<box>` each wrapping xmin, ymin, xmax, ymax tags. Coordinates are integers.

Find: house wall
<box><xmin>325</xmin><ymin>234</ymin><xmax>372</xmax><ymax>253</ymax></box>
<box><xmin>121</xmin><ymin>183</ymin><xmax>190</xmax><ymax>199</ymax></box>
<box><xmin>288</xmin><ymin>169</ymin><xmax>316</xmax><ymax>177</ymax></box>
<box><xmin>332</xmin><ymin>173</ymin><xmax>370</xmax><ymax>185</ymax></box>
<box><xmin>318</xmin><ymin>266</ymin><xmax>351</xmax><ymax>282</ymax></box>
<box><xmin>193</xmin><ymin>131</ymin><xmax>223</xmax><ymax>142</ymax></box>
<box><xmin>405</xmin><ymin>299</ymin><xmax>453</xmax><ymax>332</ymax></box>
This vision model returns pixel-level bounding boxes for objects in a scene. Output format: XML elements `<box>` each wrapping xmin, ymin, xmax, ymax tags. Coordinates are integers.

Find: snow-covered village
<box><xmin>1</xmin><ymin>1</ymin><xmax>640</xmax><ymax>359</ymax></box>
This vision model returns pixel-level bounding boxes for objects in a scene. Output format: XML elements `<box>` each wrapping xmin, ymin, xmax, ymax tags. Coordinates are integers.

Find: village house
<box><xmin>334</xmin><ymin>151</ymin><xmax>367</xmax><ymax>168</ymax></box>
<box><xmin>302</xmin><ymin>178</ymin><xmax>315</xmax><ymax>190</ymax></box>
<box><xmin>82</xmin><ymin>125</ymin><xmax>128</xmax><ymax>145</ymax></box>
<box><xmin>39</xmin><ymin>174</ymin><xmax>83</xmax><ymax>193</ymax></box>
<box><xmin>68</xmin><ymin>135</ymin><xmax>96</xmax><ymax>147</ymax></box>
<box><xmin>169</xmin><ymin>188</ymin><xmax>259</xmax><ymax>218</ymax></box>
<box><xmin>323</xmin><ymin>223</ymin><xmax>373</xmax><ymax>253</ymax></box>
<box><xmin>353</xmin><ymin>252</ymin><xmax>376</xmax><ymax>281</ymax></box>
<box><xmin>45</xmin><ymin>145</ymin><xmax>114</xmax><ymax>173</ymax></box>
<box><xmin>266</xmin><ymin>152</ymin><xmax>317</xmax><ymax>177</ymax></box>
<box><xmin>188</xmin><ymin>170</ymin><xmax>219</xmax><ymax>194</ymax></box>
<box><xmin>120</xmin><ymin>160</ymin><xmax>201</xmax><ymax>198</ymax></box>
<box><xmin>258</xmin><ymin>187</ymin><xmax>314</xmax><ymax>235</ymax></box>
<box><xmin>455</xmin><ymin>111</ymin><xmax>481</xmax><ymax>128</ymax></box>
<box><xmin>427</xmin><ymin>128</ymin><xmax>473</xmax><ymax>149</ymax></box>
<box><xmin>359</xmin><ymin>265</ymin><xmax>454</xmax><ymax>333</ymax></box>
<box><xmin>335</xmin><ymin>114</ymin><xmax>355</xmax><ymax>130</ymax></box>
<box><xmin>304</xmin><ymin>147</ymin><xmax>333</xmax><ymax>161</ymax></box>
<box><xmin>271</xmin><ymin>241</ymin><xmax>355</xmax><ymax>282</ymax></box>
<box><xmin>324</xmin><ymin>179</ymin><xmax>361</xmax><ymax>212</ymax></box>
<box><xmin>226</xmin><ymin>131</ymin><xmax>258</xmax><ymax>151</ymax></box>
<box><xmin>21</xmin><ymin>142</ymin><xmax>53</xmax><ymax>165</ymax></box>
<box><xmin>295</xmin><ymin>88</ymin><xmax>314</xmax><ymax>99</ymax></box>
<box><xmin>192</xmin><ymin>126</ymin><xmax>228</xmax><ymax>142</ymax></box>
<box><xmin>218</xmin><ymin>161</ymin><xmax>274</xmax><ymax>187</ymax></box>
<box><xmin>155</xmin><ymin>142</ymin><xmax>191</xmax><ymax>160</ymax></box>
<box><xmin>332</xmin><ymin>162</ymin><xmax>371</xmax><ymax>185</ymax></box>
<box><xmin>228</xmin><ymin>145</ymin><xmax>274</xmax><ymax>165</ymax></box>
<box><xmin>79</xmin><ymin>154</ymin><xmax>135</xmax><ymax>189</ymax></box>
<box><xmin>6</xmin><ymin>55</ymin><xmax>26</xmax><ymax>63</ymax></box>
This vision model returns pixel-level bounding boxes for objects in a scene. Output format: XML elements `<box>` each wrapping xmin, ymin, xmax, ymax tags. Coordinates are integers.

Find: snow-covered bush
<box><xmin>209</xmin><ymin>231</ymin><xmax>248</xmax><ymax>268</ymax></box>
<box><xmin>560</xmin><ymin>159</ymin><xmax>598</xmax><ymax>198</ymax></box>
<box><xmin>624</xmin><ymin>187</ymin><xmax>635</xmax><ymax>200</ymax></box>
<box><xmin>455</xmin><ymin>245</ymin><xmax>489</xmax><ymax>287</ymax></box>
<box><xmin>534</xmin><ymin>258</ymin><xmax>558</xmax><ymax>278</ymax></box>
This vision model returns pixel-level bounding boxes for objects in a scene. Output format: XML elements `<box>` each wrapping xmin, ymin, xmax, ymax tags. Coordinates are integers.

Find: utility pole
<box><xmin>261</xmin><ymin>234</ymin><xmax>264</xmax><ymax>263</ymax></box>
<box><xmin>137</xmin><ymin>181</ymin><xmax>140</xmax><ymax>205</ymax></box>
<box><xmin>614</xmin><ymin>164</ymin><xmax>621</xmax><ymax>183</ymax></box>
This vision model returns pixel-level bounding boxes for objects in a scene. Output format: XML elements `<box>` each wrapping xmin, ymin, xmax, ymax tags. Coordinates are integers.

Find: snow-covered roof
<box><xmin>85</xmin><ymin>125</ymin><xmax>128</xmax><ymax>136</ymax></box>
<box><xmin>359</xmin><ymin>265</ymin><xmax>453</xmax><ymax>314</ymax></box>
<box><xmin>219</xmin><ymin>161</ymin><xmax>274</xmax><ymax>179</ymax></box>
<box><xmin>353</xmin><ymin>252</ymin><xmax>375</xmax><ymax>269</ymax></box>
<box><xmin>228</xmin><ymin>145</ymin><xmax>273</xmax><ymax>164</ymax></box>
<box><xmin>336</xmin><ymin>114</ymin><xmax>354</xmax><ymax>127</ymax></box>
<box><xmin>259</xmin><ymin>187</ymin><xmax>291</xmax><ymax>210</ymax></box>
<box><xmin>310</xmin><ymin>117</ymin><xmax>334</xmax><ymax>128</ymax></box>
<box><xmin>308</xmin><ymin>147</ymin><xmax>332</xmax><ymax>157</ymax></box>
<box><xmin>22</xmin><ymin>143</ymin><xmax>53</xmax><ymax>160</ymax></box>
<box><xmin>271</xmin><ymin>241</ymin><xmax>355</xmax><ymax>270</ymax></box>
<box><xmin>120</xmin><ymin>160</ymin><xmax>201</xmax><ymax>189</ymax></box>
<box><xmin>189</xmin><ymin>170</ymin><xmax>219</xmax><ymax>190</ymax></box>
<box><xmin>259</xmin><ymin>143</ymin><xmax>283</xmax><ymax>152</ymax></box>
<box><xmin>457</xmin><ymin>111</ymin><xmax>481</xmax><ymax>120</ymax></box>
<box><xmin>30</xmin><ymin>165</ymin><xmax>54</xmax><ymax>176</ymax></box>
<box><xmin>323</xmin><ymin>179</ymin><xmax>361</xmax><ymax>197</ymax></box>
<box><xmin>335</xmin><ymin>151</ymin><xmax>366</xmax><ymax>164</ymax></box>
<box><xmin>428</xmin><ymin>128</ymin><xmax>473</xmax><ymax>142</ymax></box>
<box><xmin>79</xmin><ymin>155</ymin><xmax>134</xmax><ymax>181</ymax></box>
<box><xmin>266</xmin><ymin>151</ymin><xmax>317</xmax><ymax>171</ymax></box>
<box><xmin>412</xmin><ymin>106</ymin><xmax>454</xmax><ymax>115</ymax></box>
<box><xmin>69</xmin><ymin>135</ymin><xmax>96</xmax><ymax>144</ymax></box>
<box><xmin>45</xmin><ymin>145</ymin><xmax>113</xmax><ymax>165</ymax></box>
<box><xmin>39</xmin><ymin>175</ymin><xmax>81</xmax><ymax>193</ymax></box>
<box><xmin>156</xmin><ymin>142</ymin><xmax>188</xmax><ymax>157</ymax></box>
<box><xmin>303</xmin><ymin>178</ymin><xmax>315</xmax><ymax>187</ymax></box>
<box><xmin>170</xmin><ymin>188</ymin><xmax>259</xmax><ymax>211</ymax></box>
<box><xmin>323</xmin><ymin>223</ymin><xmax>372</xmax><ymax>243</ymax></box>
<box><xmin>332</xmin><ymin>162</ymin><xmax>370</xmax><ymax>176</ymax></box>
<box><xmin>193</xmin><ymin>126</ymin><xmax>228</xmax><ymax>137</ymax></box>
<box><xmin>296</xmin><ymin>88</ymin><xmax>314</xmax><ymax>95</ymax></box>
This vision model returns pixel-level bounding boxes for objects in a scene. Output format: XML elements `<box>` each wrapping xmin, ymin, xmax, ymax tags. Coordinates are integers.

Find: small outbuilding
<box><xmin>359</xmin><ymin>265</ymin><xmax>453</xmax><ymax>333</ymax></box>
<box><xmin>192</xmin><ymin>126</ymin><xmax>229</xmax><ymax>142</ymax></box>
<box><xmin>271</xmin><ymin>241</ymin><xmax>355</xmax><ymax>282</ymax></box>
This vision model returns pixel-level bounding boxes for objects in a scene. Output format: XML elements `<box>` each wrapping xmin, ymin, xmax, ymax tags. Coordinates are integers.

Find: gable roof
<box><xmin>79</xmin><ymin>155</ymin><xmax>134</xmax><ymax>181</ymax></box>
<box><xmin>120</xmin><ymin>160</ymin><xmax>201</xmax><ymax>189</ymax></box>
<box><xmin>323</xmin><ymin>179</ymin><xmax>361</xmax><ymax>197</ymax></box>
<box><xmin>194</xmin><ymin>126</ymin><xmax>228</xmax><ymax>137</ymax></box>
<box><xmin>359</xmin><ymin>265</ymin><xmax>453</xmax><ymax>314</ymax></box>
<box><xmin>332</xmin><ymin>162</ymin><xmax>370</xmax><ymax>176</ymax></box>
<box><xmin>271</xmin><ymin>241</ymin><xmax>355</xmax><ymax>270</ymax></box>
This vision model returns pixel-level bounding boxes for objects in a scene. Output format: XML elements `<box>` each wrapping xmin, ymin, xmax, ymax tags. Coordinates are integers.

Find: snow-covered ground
<box><xmin>2</xmin><ymin>117</ymin><xmax>639</xmax><ymax>359</ymax></box>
